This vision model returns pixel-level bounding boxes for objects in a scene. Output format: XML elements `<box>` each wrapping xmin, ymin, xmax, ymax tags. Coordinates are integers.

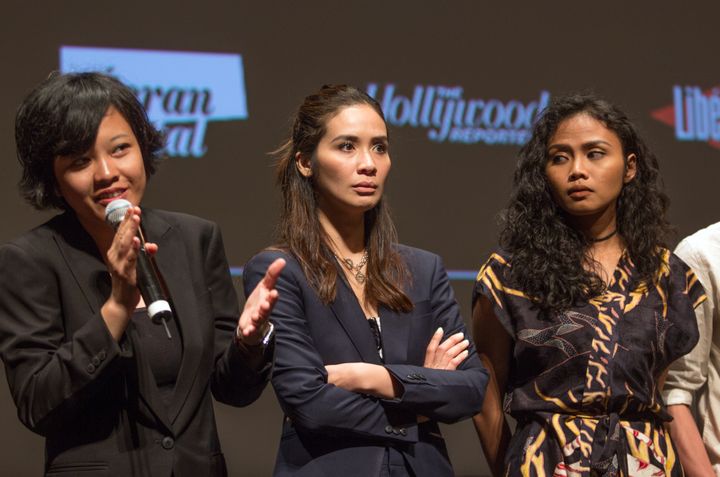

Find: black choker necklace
<box><xmin>590</xmin><ymin>229</ymin><xmax>617</xmax><ymax>242</ymax></box>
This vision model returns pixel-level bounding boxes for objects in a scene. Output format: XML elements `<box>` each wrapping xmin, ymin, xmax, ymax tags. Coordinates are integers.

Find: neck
<box><xmin>317</xmin><ymin>206</ymin><xmax>365</xmax><ymax>257</ymax></box>
<box><xmin>567</xmin><ymin>206</ymin><xmax>618</xmax><ymax>242</ymax></box>
<box><xmin>567</xmin><ymin>206</ymin><xmax>624</xmax><ymax>254</ymax></box>
<box><xmin>75</xmin><ymin>213</ymin><xmax>115</xmax><ymax>258</ymax></box>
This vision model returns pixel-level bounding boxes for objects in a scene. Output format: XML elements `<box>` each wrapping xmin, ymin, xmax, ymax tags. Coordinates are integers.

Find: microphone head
<box><xmin>104</xmin><ymin>199</ymin><xmax>133</xmax><ymax>228</ymax></box>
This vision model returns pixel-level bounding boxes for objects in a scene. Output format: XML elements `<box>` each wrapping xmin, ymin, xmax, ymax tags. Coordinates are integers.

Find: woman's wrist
<box><xmin>235</xmin><ymin>321</ymin><xmax>274</xmax><ymax>349</ymax></box>
<box><xmin>355</xmin><ymin>364</ymin><xmax>399</xmax><ymax>399</ymax></box>
<box><xmin>101</xmin><ymin>298</ymin><xmax>133</xmax><ymax>341</ymax></box>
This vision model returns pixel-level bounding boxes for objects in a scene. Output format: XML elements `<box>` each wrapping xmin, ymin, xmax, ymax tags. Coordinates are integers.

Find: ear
<box><xmin>295</xmin><ymin>151</ymin><xmax>312</xmax><ymax>178</ymax></box>
<box><xmin>624</xmin><ymin>153</ymin><xmax>637</xmax><ymax>183</ymax></box>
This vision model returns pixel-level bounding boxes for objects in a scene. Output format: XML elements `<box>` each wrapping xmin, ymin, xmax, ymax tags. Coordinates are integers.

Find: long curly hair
<box><xmin>273</xmin><ymin>84</ymin><xmax>412</xmax><ymax>312</ymax></box>
<box><xmin>500</xmin><ymin>93</ymin><xmax>670</xmax><ymax>314</ymax></box>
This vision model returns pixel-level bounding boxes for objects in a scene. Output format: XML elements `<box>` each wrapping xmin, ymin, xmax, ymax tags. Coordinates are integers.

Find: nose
<box><xmin>94</xmin><ymin>155</ymin><xmax>119</xmax><ymax>184</ymax></box>
<box><xmin>357</xmin><ymin>148</ymin><xmax>377</xmax><ymax>175</ymax></box>
<box><xmin>568</xmin><ymin>157</ymin><xmax>588</xmax><ymax>181</ymax></box>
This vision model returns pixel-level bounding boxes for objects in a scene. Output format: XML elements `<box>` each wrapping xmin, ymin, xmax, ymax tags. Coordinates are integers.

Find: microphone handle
<box><xmin>135</xmin><ymin>232</ymin><xmax>173</xmax><ymax>339</ymax></box>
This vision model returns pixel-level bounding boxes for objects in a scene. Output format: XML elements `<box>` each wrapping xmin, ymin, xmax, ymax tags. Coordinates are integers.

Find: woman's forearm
<box><xmin>472</xmin><ymin>355</ymin><xmax>510</xmax><ymax>477</ymax></box>
<box><xmin>667</xmin><ymin>404</ymin><xmax>715</xmax><ymax>477</ymax></box>
<box><xmin>326</xmin><ymin>363</ymin><xmax>401</xmax><ymax>399</ymax></box>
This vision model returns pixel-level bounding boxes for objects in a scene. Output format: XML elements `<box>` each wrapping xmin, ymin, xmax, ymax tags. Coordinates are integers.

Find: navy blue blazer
<box><xmin>0</xmin><ymin>209</ymin><xmax>272</xmax><ymax>477</ymax></box>
<box><xmin>244</xmin><ymin>245</ymin><xmax>488</xmax><ymax>477</ymax></box>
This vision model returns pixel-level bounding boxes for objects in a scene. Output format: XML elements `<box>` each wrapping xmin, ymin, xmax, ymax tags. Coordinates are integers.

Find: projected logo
<box><xmin>651</xmin><ymin>85</ymin><xmax>720</xmax><ymax>150</ymax></box>
<box><xmin>60</xmin><ymin>46</ymin><xmax>249</xmax><ymax>158</ymax></box>
<box><xmin>367</xmin><ymin>83</ymin><xmax>550</xmax><ymax>145</ymax></box>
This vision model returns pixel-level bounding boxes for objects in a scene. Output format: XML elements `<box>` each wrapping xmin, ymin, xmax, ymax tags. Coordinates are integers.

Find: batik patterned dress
<box><xmin>473</xmin><ymin>249</ymin><xmax>705</xmax><ymax>477</ymax></box>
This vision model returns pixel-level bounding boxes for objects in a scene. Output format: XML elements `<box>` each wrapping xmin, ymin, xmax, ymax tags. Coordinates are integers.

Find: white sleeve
<box><xmin>664</xmin><ymin>237</ymin><xmax>715</xmax><ymax>406</ymax></box>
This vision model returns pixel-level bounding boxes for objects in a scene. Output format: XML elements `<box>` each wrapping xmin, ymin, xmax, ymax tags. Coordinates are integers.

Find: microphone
<box><xmin>105</xmin><ymin>199</ymin><xmax>173</xmax><ymax>339</ymax></box>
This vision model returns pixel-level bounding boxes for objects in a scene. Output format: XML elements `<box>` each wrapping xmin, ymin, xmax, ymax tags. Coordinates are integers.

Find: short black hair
<box><xmin>15</xmin><ymin>71</ymin><xmax>165</xmax><ymax>210</ymax></box>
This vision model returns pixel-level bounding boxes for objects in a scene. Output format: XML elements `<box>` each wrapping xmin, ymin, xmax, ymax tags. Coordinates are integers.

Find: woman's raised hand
<box><xmin>102</xmin><ymin>206</ymin><xmax>157</xmax><ymax>340</ymax></box>
<box><xmin>237</xmin><ymin>258</ymin><xmax>286</xmax><ymax>346</ymax></box>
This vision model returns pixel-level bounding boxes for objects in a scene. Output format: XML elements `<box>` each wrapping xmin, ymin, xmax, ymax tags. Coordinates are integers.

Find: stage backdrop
<box><xmin>1</xmin><ymin>1</ymin><xmax>718</xmax><ymax>475</ymax></box>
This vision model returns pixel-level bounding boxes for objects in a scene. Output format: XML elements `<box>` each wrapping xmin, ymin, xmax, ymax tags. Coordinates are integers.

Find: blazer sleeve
<box><xmin>243</xmin><ymin>251</ymin><xmax>420</xmax><ymax>444</ymax></box>
<box><xmin>383</xmin><ymin>252</ymin><xmax>489</xmax><ymax>423</ymax></box>
<box><xmin>0</xmin><ymin>241</ymin><xmax>125</xmax><ymax>436</ymax></box>
<box><xmin>203</xmin><ymin>222</ymin><xmax>273</xmax><ymax>407</ymax></box>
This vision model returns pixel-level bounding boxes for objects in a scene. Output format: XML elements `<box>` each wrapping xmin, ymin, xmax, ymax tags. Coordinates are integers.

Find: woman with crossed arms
<box><xmin>244</xmin><ymin>84</ymin><xmax>488</xmax><ymax>477</ymax></box>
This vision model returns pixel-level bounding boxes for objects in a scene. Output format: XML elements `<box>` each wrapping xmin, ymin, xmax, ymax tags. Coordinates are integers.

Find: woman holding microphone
<box><xmin>0</xmin><ymin>71</ymin><xmax>284</xmax><ymax>476</ymax></box>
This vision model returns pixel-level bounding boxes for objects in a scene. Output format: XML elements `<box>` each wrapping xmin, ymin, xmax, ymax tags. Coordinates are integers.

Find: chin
<box><xmin>359</xmin><ymin>200</ymin><xmax>381</xmax><ymax>212</ymax></box>
<box><xmin>564</xmin><ymin>206</ymin><xmax>607</xmax><ymax>218</ymax></box>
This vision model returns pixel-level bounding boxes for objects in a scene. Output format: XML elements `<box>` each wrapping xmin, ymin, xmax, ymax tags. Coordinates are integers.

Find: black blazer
<box><xmin>0</xmin><ymin>209</ymin><xmax>272</xmax><ymax>477</ymax></box>
<box><xmin>244</xmin><ymin>246</ymin><xmax>488</xmax><ymax>477</ymax></box>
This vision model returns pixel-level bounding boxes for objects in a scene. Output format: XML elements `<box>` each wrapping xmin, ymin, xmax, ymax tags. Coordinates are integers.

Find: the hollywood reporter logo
<box><xmin>60</xmin><ymin>46</ymin><xmax>249</xmax><ymax>158</ymax></box>
<box><xmin>367</xmin><ymin>83</ymin><xmax>550</xmax><ymax>145</ymax></box>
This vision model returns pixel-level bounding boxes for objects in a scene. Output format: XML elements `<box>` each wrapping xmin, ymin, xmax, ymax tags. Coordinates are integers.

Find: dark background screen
<box><xmin>1</xmin><ymin>2</ymin><xmax>718</xmax><ymax>475</ymax></box>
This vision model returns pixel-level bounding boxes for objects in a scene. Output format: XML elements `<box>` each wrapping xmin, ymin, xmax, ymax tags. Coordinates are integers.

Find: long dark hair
<box><xmin>15</xmin><ymin>71</ymin><xmax>164</xmax><ymax>210</ymax></box>
<box><xmin>274</xmin><ymin>84</ymin><xmax>412</xmax><ymax>312</ymax></box>
<box><xmin>500</xmin><ymin>93</ymin><xmax>670</xmax><ymax>314</ymax></box>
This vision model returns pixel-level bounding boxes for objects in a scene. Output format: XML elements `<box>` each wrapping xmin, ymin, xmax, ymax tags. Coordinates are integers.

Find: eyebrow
<box><xmin>331</xmin><ymin>134</ymin><xmax>388</xmax><ymax>143</ymax></box>
<box><xmin>547</xmin><ymin>139</ymin><xmax>613</xmax><ymax>152</ymax></box>
<box><xmin>110</xmin><ymin>133</ymin><xmax>131</xmax><ymax>142</ymax></box>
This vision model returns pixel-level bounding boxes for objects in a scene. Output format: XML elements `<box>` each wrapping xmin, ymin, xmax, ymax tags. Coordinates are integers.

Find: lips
<box><xmin>567</xmin><ymin>185</ymin><xmax>592</xmax><ymax>199</ymax></box>
<box><xmin>94</xmin><ymin>188</ymin><xmax>128</xmax><ymax>206</ymax></box>
<box><xmin>352</xmin><ymin>182</ymin><xmax>378</xmax><ymax>194</ymax></box>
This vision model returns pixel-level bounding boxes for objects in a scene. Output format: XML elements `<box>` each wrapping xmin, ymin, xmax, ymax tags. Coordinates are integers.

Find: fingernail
<box><xmin>463</xmin><ymin>340</ymin><xmax>469</xmax><ymax>346</ymax></box>
<box><xmin>435</xmin><ymin>327</ymin><xmax>443</xmax><ymax>334</ymax></box>
<box><xmin>454</xmin><ymin>332</ymin><xmax>464</xmax><ymax>338</ymax></box>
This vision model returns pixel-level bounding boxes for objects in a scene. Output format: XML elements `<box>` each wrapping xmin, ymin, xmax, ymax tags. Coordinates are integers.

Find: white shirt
<box><xmin>664</xmin><ymin>221</ymin><xmax>720</xmax><ymax>475</ymax></box>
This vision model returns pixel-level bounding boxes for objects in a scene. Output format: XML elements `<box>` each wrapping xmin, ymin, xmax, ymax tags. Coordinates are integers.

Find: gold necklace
<box><xmin>336</xmin><ymin>250</ymin><xmax>369</xmax><ymax>284</ymax></box>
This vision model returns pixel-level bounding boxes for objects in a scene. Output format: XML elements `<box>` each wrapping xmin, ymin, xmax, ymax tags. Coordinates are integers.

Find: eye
<box><xmin>68</xmin><ymin>155</ymin><xmax>91</xmax><ymax>170</ymax></box>
<box><xmin>112</xmin><ymin>143</ymin><xmax>131</xmax><ymax>156</ymax></box>
<box><xmin>548</xmin><ymin>154</ymin><xmax>568</xmax><ymax>165</ymax></box>
<box><xmin>587</xmin><ymin>150</ymin><xmax>605</xmax><ymax>159</ymax></box>
<box><xmin>372</xmin><ymin>142</ymin><xmax>388</xmax><ymax>154</ymax></box>
<box><xmin>338</xmin><ymin>141</ymin><xmax>354</xmax><ymax>152</ymax></box>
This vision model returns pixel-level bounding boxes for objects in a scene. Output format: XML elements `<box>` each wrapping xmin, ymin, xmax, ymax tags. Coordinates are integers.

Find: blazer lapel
<box><xmin>51</xmin><ymin>213</ymin><xmax>107</xmax><ymax>315</ymax></box>
<box><xmin>143</xmin><ymin>210</ymin><xmax>205</xmax><ymax>425</ymax></box>
<box><xmin>329</xmin><ymin>277</ymin><xmax>383</xmax><ymax>365</ymax></box>
<box><xmin>377</xmin><ymin>306</ymin><xmax>410</xmax><ymax>365</ymax></box>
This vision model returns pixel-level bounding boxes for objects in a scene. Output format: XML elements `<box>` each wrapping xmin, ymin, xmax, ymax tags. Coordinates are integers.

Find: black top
<box><xmin>131</xmin><ymin>308</ymin><xmax>183</xmax><ymax>405</ymax></box>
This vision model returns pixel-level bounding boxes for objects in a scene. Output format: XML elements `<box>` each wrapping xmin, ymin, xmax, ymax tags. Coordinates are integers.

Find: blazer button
<box><xmin>161</xmin><ymin>436</ymin><xmax>175</xmax><ymax>449</ymax></box>
<box><xmin>399</xmin><ymin>428</ymin><xmax>407</xmax><ymax>436</ymax></box>
<box><xmin>385</xmin><ymin>425</ymin><xmax>393</xmax><ymax>434</ymax></box>
<box><xmin>98</xmin><ymin>350</ymin><xmax>107</xmax><ymax>360</ymax></box>
<box><xmin>86</xmin><ymin>363</ymin><xmax>96</xmax><ymax>374</ymax></box>
<box><xmin>91</xmin><ymin>356</ymin><xmax>101</xmax><ymax>367</ymax></box>
<box><xmin>407</xmin><ymin>374</ymin><xmax>416</xmax><ymax>381</ymax></box>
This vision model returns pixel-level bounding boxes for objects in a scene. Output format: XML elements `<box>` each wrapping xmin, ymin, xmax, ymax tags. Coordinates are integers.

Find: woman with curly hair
<box><xmin>472</xmin><ymin>93</ymin><xmax>706</xmax><ymax>476</ymax></box>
